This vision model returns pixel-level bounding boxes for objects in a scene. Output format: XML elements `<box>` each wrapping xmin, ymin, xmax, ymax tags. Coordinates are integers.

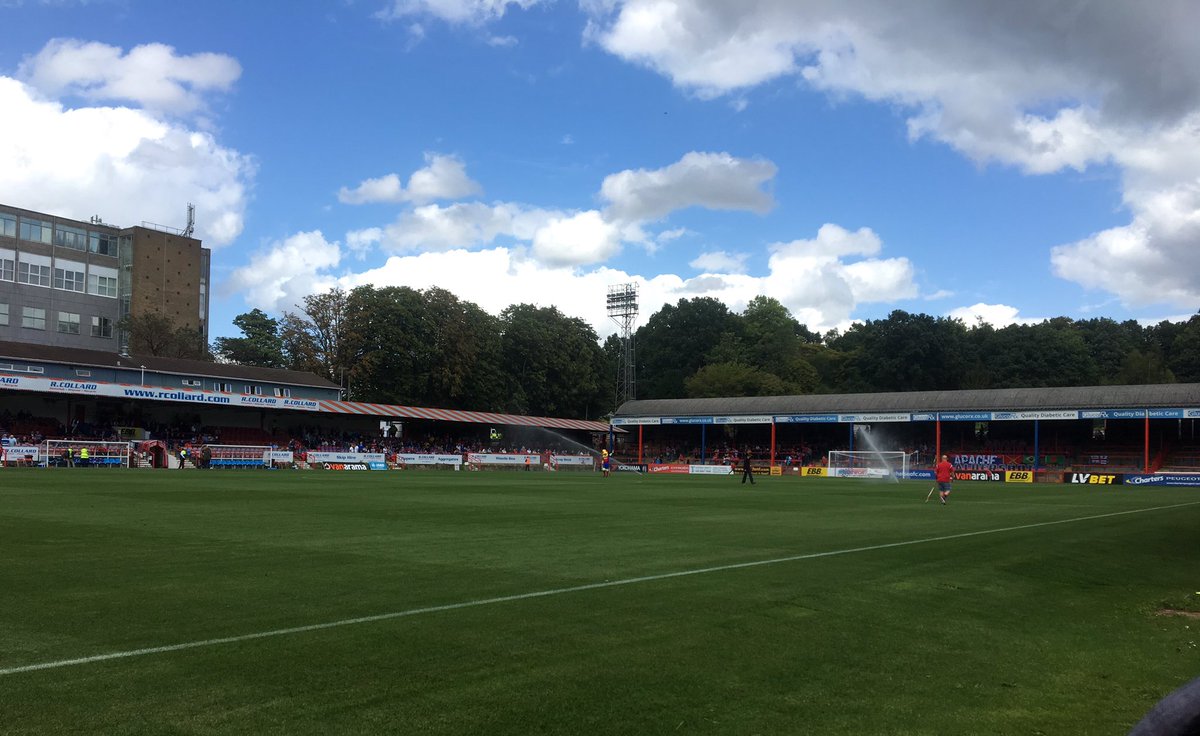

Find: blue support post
<box><xmin>1033</xmin><ymin>420</ymin><xmax>1040</xmax><ymax>471</ymax></box>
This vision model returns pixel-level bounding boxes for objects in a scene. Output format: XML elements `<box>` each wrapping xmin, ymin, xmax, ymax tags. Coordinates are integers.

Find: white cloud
<box><xmin>354</xmin><ymin>151</ymin><xmax>778</xmax><ymax>267</ymax></box>
<box><xmin>600</xmin><ymin>151</ymin><xmax>776</xmax><ymax>222</ymax></box>
<box><xmin>947</xmin><ymin>303</ymin><xmax>1042</xmax><ymax>328</ymax></box>
<box><xmin>339</xmin><ymin>153</ymin><xmax>481</xmax><ymax>205</ymax></box>
<box><xmin>762</xmin><ymin>224</ymin><xmax>916</xmax><ymax>328</ymax></box>
<box><xmin>585</xmin><ymin>0</ymin><xmax>1200</xmax><ymax>309</ymax></box>
<box><xmin>531</xmin><ymin>210</ymin><xmax>622</xmax><ymax>266</ymax></box>
<box><xmin>689</xmin><ymin>250</ymin><xmax>747</xmax><ymax>274</ymax></box>
<box><xmin>240</xmin><ymin>223</ymin><xmax>914</xmax><ymax>335</ymax></box>
<box><xmin>924</xmin><ymin>289</ymin><xmax>955</xmax><ymax>301</ymax></box>
<box><xmin>0</xmin><ymin>74</ymin><xmax>250</xmax><ymax>247</ymax></box>
<box><xmin>377</xmin><ymin>201</ymin><xmax>548</xmax><ymax>252</ymax></box>
<box><xmin>345</xmin><ymin>227</ymin><xmax>383</xmax><ymax>258</ymax></box>
<box><xmin>487</xmin><ymin>34</ymin><xmax>519</xmax><ymax>47</ymax></box>
<box><xmin>228</xmin><ymin>231</ymin><xmax>342</xmax><ymax>312</ymax></box>
<box><xmin>377</xmin><ymin>0</ymin><xmax>542</xmax><ymax>24</ymax></box>
<box><xmin>18</xmin><ymin>39</ymin><xmax>240</xmax><ymax>114</ymax></box>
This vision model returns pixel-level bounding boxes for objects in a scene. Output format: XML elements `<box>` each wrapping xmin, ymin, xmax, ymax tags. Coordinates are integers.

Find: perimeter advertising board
<box><xmin>649</xmin><ymin>464</ymin><xmax>690</xmax><ymax>474</ymax></box>
<box><xmin>550</xmin><ymin>455</ymin><xmax>594</xmax><ymax>466</ymax></box>
<box><xmin>396</xmin><ymin>453</ymin><xmax>463</xmax><ymax>466</ymax></box>
<box><xmin>467</xmin><ymin>453</ymin><xmax>542</xmax><ymax>465</ymax></box>
<box><xmin>307</xmin><ymin>452</ymin><xmax>387</xmax><ymax>464</ymax></box>
<box><xmin>1123</xmin><ymin>474</ymin><xmax>1200</xmax><ymax>487</ymax></box>
<box><xmin>1064</xmin><ymin>472</ymin><xmax>1123</xmax><ymax>485</ymax></box>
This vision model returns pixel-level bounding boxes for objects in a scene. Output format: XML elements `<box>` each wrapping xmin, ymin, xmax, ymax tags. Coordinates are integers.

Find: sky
<box><xmin>1</xmin><ymin>0</ymin><xmax>1198</xmax><ymax>340</ymax></box>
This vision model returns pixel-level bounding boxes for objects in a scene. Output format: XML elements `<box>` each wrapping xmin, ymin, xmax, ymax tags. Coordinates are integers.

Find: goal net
<box><xmin>41</xmin><ymin>439</ymin><xmax>132</xmax><ymax>468</ymax></box>
<box><xmin>827</xmin><ymin>450</ymin><xmax>914</xmax><ymax>482</ymax></box>
<box><xmin>199</xmin><ymin>444</ymin><xmax>274</xmax><ymax>468</ymax></box>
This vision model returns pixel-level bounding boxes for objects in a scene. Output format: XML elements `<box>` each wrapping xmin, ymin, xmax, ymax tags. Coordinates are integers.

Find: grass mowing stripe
<box><xmin>3</xmin><ymin>499</ymin><xmax>1196</xmax><ymax>677</ymax></box>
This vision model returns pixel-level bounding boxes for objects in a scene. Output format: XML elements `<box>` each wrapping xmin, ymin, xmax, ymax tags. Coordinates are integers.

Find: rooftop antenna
<box><xmin>607</xmin><ymin>282</ymin><xmax>639</xmax><ymax>410</ymax></box>
<box><xmin>183</xmin><ymin>203</ymin><xmax>195</xmax><ymax>238</ymax></box>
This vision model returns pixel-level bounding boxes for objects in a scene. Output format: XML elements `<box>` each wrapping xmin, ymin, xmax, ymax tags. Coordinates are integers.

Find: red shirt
<box><xmin>935</xmin><ymin>460</ymin><xmax>954</xmax><ymax>482</ymax></box>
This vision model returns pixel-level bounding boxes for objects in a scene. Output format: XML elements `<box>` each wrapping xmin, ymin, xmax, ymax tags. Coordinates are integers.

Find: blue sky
<box><xmin>2</xmin><ymin>0</ymin><xmax>1197</xmax><ymax>339</ymax></box>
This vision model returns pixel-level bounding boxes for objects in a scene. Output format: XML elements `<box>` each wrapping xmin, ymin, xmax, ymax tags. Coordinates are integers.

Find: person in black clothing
<box><xmin>741</xmin><ymin>452</ymin><xmax>755</xmax><ymax>485</ymax></box>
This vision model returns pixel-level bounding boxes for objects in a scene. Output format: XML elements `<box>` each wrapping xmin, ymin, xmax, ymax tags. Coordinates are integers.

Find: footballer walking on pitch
<box><xmin>935</xmin><ymin>454</ymin><xmax>954</xmax><ymax>504</ymax></box>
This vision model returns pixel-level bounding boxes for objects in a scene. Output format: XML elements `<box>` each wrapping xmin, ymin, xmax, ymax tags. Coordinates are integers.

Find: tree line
<box><xmin>121</xmin><ymin>286</ymin><xmax>1200</xmax><ymax>419</ymax></box>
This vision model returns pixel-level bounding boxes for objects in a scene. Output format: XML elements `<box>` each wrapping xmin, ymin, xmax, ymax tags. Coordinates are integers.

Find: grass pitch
<box><xmin>2</xmin><ymin>469</ymin><xmax>1198</xmax><ymax>735</ymax></box>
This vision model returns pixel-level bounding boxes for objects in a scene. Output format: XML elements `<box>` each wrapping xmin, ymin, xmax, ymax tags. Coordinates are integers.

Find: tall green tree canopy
<box><xmin>212</xmin><ymin>309</ymin><xmax>284</xmax><ymax>368</ymax></box>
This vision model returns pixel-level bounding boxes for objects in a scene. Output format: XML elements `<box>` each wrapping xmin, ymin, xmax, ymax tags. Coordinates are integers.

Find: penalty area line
<box><xmin>3</xmin><ymin>500</ymin><xmax>1198</xmax><ymax>677</ymax></box>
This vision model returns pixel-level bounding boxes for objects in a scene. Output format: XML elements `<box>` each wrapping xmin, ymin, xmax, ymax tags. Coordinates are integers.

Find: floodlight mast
<box><xmin>607</xmin><ymin>283</ymin><xmax>639</xmax><ymax>410</ymax></box>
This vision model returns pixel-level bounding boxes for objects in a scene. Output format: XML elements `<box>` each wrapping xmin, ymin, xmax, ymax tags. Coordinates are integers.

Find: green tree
<box><xmin>739</xmin><ymin>296</ymin><xmax>820</xmax><ymax>392</ymax></box>
<box><xmin>119</xmin><ymin>311</ymin><xmax>211</xmax><ymax>360</ymax></box>
<box><xmin>421</xmin><ymin>287</ymin><xmax>504</xmax><ymax>409</ymax></box>
<box><xmin>1168</xmin><ymin>316</ymin><xmax>1200</xmax><ymax>382</ymax></box>
<box><xmin>831</xmin><ymin>310</ymin><xmax>970</xmax><ymax>391</ymax></box>
<box><xmin>340</xmin><ymin>285</ymin><xmax>430</xmax><ymax>404</ymax></box>
<box><xmin>635</xmin><ymin>297</ymin><xmax>737</xmax><ymax>398</ymax></box>
<box><xmin>1116</xmin><ymin>348</ymin><xmax>1175</xmax><ymax>384</ymax></box>
<box><xmin>500</xmin><ymin>304</ymin><xmax>607</xmax><ymax>418</ymax></box>
<box><xmin>685</xmin><ymin>362</ymin><xmax>786</xmax><ymax>398</ymax></box>
<box><xmin>213</xmin><ymin>309</ymin><xmax>285</xmax><ymax>368</ymax></box>
<box><xmin>280</xmin><ymin>288</ymin><xmax>352</xmax><ymax>388</ymax></box>
<box><xmin>1073</xmin><ymin>317</ymin><xmax>1145</xmax><ymax>384</ymax></box>
<box><xmin>983</xmin><ymin>321</ymin><xmax>1100</xmax><ymax>388</ymax></box>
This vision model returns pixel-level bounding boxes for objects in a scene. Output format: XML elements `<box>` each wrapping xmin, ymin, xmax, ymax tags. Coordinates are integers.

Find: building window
<box><xmin>54</xmin><ymin>225</ymin><xmax>87</xmax><ymax>251</ymax></box>
<box><xmin>283</xmin><ymin>388</ymin><xmax>291</xmax><ymax>398</ymax></box>
<box><xmin>0</xmin><ymin>303</ymin><xmax>7</xmax><ymax>326</ymax></box>
<box><xmin>22</xmin><ymin>307</ymin><xmax>46</xmax><ymax>330</ymax></box>
<box><xmin>57</xmin><ymin>312</ymin><xmax>80</xmax><ymax>334</ymax></box>
<box><xmin>0</xmin><ymin>255</ymin><xmax>12</xmax><ymax>281</ymax></box>
<box><xmin>89</xmin><ymin>232</ymin><xmax>117</xmax><ymax>256</ymax></box>
<box><xmin>87</xmin><ymin>273</ymin><xmax>118</xmax><ymax>297</ymax></box>
<box><xmin>0</xmin><ymin>213</ymin><xmax>15</xmax><ymax>239</ymax></box>
<box><xmin>243</xmin><ymin>384</ymin><xmax>251</xmax><ymax>394</ymax></box>
<box><xmin>27</xmin><ymin>365</ymin><xmax>44</xmax><ymax>374</ymax></box>
<box><xmin>273</xmin><ymin>387</ymin><xmax>282</xmax><ymax>397</ymax></box>
<box><xmin>91</xmin><ymin>316</ymin><xmax>113</xmax><ymax>338</ymax></box>
<box><xmin>18</xmin><ymin>262</ymin><xmax>51</xmax><ymax>287</ymax></box>
<box><xmin>18</xmin><ymin>218</ymin><xmax>52</xmax><ymax>244</ymax></box>
<box><xmin>220</xmin><ymin>383</ymin><xmax>232</xmax><ymax>393</ymax></box>
<box><xmin>75</xmin><ymin>369</ymin><xmax>91</xmax><ymax>377</ymax></box>
<box><xmin>182</xmin><ymin>379</ymin><xmax>201</xmax><ymax>387</ymax></box>
<box><xmin>53</xmin><ymin>265</ymin><xmax>85</xmax><ymax>292</ymax></box>
<box><xmin>254</xmin><ymin>386</ymin><xmax>263</xmax><ymax>396</ymax></box>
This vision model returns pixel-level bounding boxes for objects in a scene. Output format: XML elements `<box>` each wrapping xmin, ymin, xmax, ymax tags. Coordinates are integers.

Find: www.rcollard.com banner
<box><xmin>0</xmin><ymin>374</ymin><xmax>320</xmax><ymax>411</ymax></box>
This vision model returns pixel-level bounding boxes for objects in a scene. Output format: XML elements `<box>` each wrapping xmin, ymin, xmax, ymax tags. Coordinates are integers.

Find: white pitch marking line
<box><xmin>4</xmin><ymin>500</ymin><xmax>1198</xmax><ymax>677</ymax></box>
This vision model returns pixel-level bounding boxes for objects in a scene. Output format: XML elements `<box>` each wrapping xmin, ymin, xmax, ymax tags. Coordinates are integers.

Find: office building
<box><xmin>0</xmin><ymin>203</ymin><xmax>210</xmax><ymax>353</ymax></box>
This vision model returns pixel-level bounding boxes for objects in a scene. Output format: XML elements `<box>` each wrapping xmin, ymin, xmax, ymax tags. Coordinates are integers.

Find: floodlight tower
<box><xmin>607</xmin><ymin>283</ymin><xmax>639</xmax><ymax>409</ymax></box>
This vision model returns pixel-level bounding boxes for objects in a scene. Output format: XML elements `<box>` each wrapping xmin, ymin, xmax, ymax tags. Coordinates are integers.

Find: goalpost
<box><xmin>41</xmin><ymin>439</ymin><xmax>132</xmax><ymax>468</ymax></box>
<box><xmin>827</xmin><ymin>450</ymin><xmax>915</xmax><ymax>482</ymax></box>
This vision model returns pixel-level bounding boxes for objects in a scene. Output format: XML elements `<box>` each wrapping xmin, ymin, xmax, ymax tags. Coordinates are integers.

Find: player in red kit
<box><xmin>935</xmin><ymin>454</ymin><xmax>954</xmax><ymax>505</ymax></box>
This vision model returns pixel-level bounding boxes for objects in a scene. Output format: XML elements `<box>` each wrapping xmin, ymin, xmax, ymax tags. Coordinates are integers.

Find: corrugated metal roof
<box><xmin>614</xmin><ymin>384</ymin><xmax>1200</xmax><ymax>417</ymax></box>
<box><xmin>319</xmin><ymin>400</ymin><xmax>612</xmax><ymax>432</ymax></box>
<box><xmin>0</xmin><ymin>339</ymin><xmax>340</xmax><ymax>389</ymax></box>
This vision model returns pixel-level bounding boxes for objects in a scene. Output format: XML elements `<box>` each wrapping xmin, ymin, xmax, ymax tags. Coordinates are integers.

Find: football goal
<box><xmin>827</xmin><ymin>450</ymin><xmax>915</xmax><ymax>482</ymax></box>
<box><xmin>41</xmin><ymin>439</ymin><xmax>132</xmax><ymax>468</ymax></box>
